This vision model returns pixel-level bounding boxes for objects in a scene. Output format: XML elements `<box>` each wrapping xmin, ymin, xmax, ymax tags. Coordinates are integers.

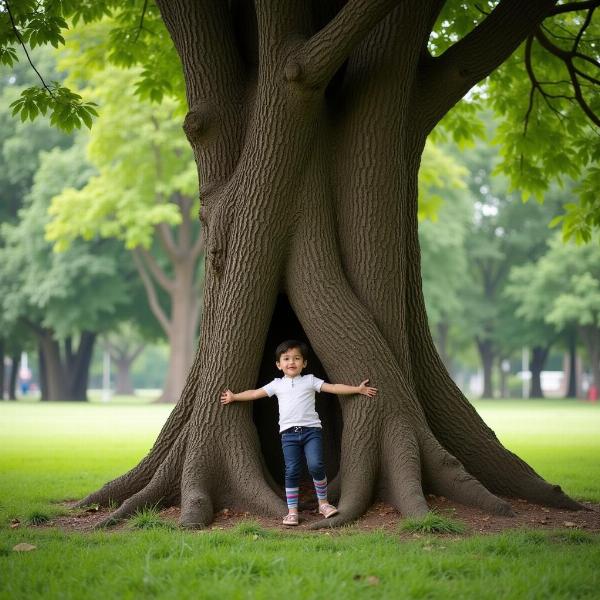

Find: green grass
<box><xmin>400</xmin><ymin>512</ymin><xmax>467</xmax><ymax>535</ymax></box>
<box><xmin>1</xmin><ymin>528</ymin><xmax>599</xmax><ymax>599</ymax></box>
<box><xmin>129</xmin><ymin>507</ymin><xmax>177</xmax><ymax>531</ymax></box>
<box><xmin>0</xmin><ymin>398</ymin><xmax>599</xmax><ymax>599</ymax></box>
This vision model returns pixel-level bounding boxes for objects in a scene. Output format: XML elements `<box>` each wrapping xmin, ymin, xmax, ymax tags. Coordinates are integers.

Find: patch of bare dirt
<box><xmin>35</xmin><ymin>491</ymin><xmax>600</xmax><ymax>536</ymax></box>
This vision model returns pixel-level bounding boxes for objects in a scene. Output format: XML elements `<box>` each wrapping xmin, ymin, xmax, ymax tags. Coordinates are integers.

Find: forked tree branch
<box><xmin>535</xmin><ymin>26</ymin><xmax>600</xmax><ymax>126</ymax></box>
<box><xmin>155</xmin><ymin>222</ymin><xmax>180</xmax><ymax>261</ymax></box>
<box><xmin>138</xmin><ymin>246</ymin><xmax>175</xmax><ymax>293</ymax></box>
<box><xmin>549</xmin><ymin>0</ymin><xmax>600</xmax><ymax>15</ymax></box>
<box><xmin>132</xmin><ymin>248</ymin><xmax>172</xmax><ymax>337</ymax></box>
<box><xmin>287</xmin><ymin>0</ymin><xmax>403</xmax><ymax>89</ymax></box>
<box><xmin>414</xmin><ymin>0</ymin><xmax>558</xmax><ymax>134</ymax></box>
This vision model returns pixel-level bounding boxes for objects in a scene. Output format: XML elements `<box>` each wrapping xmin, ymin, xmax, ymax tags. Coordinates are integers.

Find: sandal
<box><xmin>282</xmin><ymin>513</ymin><xmax>299</xmax><ymax>526</ymax></box>
<box><xmin>319</xmin><ymin>503</ymin><xmax>339</xmax><ymax>518</ymax></box>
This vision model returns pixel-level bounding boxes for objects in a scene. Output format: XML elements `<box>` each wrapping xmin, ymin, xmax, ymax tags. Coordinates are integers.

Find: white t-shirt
<box><xmin>262</xmin><ymin>374</ymin><xmax>325</xmax><ymax>432</ymax></box>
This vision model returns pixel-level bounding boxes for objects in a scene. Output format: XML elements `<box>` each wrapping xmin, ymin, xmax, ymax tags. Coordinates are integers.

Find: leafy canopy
<box><xmin>1</xmin><ymin>0</ymin><xmax>599</xmax><ymax>236</ymax></box>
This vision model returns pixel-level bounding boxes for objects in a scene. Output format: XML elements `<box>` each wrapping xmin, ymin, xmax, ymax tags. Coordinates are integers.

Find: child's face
<box><xmin>276</xmin><ymin>347</ymin><xmax>307</xmax><ymax>377</ymax></box>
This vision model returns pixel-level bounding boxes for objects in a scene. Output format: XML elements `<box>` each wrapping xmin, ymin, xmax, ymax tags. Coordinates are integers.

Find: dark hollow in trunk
<box><xmin>75</xmin><ymin>0</ymin><xmax>582</xmax><ymax>530</ymax></box>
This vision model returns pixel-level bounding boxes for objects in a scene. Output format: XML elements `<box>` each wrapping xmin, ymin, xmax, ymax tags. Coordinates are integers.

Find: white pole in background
<box><xmin>102</xmin><ymin>349</ymin><xmax>111</xmax><ymax>402</ymax></box>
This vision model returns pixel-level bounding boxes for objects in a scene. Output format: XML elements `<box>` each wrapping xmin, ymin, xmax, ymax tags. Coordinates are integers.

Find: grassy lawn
<box><xmin>0</xmin><ymin>399</ymin><xmax>598</xmax><ymax>599</ymax></box>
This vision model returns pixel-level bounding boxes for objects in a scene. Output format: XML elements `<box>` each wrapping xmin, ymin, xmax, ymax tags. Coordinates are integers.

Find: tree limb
<box><xmin>138</xmin><ymin>247</ymin><xmax>174</xmax><ymax>293</ymax></box>
<box><xmin>155</xmin><ymin>222</ymin><xmax>180</xmax><ymax>261</ymax></box>
<box><xmin>549</xmin><ymin>0</ymin><xmax>600</xmax><ymax>15</ymax></box>
<box><xmin>288</xmin><ymin>0</ymin><xmax>402</xmax><ymax>89</ymax></box>
<box><xmin>414</xmin><ymin>0</ymin><xmax>558</xmax><ymax>134</ymax></box>
<box><xmin>535</xmin><ymin>27</ymin><xmax>600</xmax><ymax>126</ymax></box>
<box><xmin>132</xmin><ymin>248</ymin><xmax>172</xmax><ymax>338</ymax></box>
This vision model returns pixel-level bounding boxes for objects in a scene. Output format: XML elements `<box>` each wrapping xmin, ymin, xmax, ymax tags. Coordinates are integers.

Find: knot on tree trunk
<box><xmin>183</xmin><ymin>102</ymin><xmax>215</xmax><ymax>143</ymax></box>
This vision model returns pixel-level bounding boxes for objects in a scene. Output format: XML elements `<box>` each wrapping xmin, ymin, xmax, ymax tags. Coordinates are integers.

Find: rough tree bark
<box><xmin>79</xmin><ymin>0</ymin><xmax>582</xmax><ymax>529</ymax></box>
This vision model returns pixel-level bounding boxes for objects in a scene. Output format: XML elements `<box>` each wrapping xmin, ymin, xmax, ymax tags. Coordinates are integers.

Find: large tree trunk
<box><xmin>79</xmin><ymin>0</ymin><xmax>579</xmax><ymax>529</ymax></box>
<box><xmin>530</xmin><ymin>345</ymin><xmax>550</xmax><ymax>399</ymax></box>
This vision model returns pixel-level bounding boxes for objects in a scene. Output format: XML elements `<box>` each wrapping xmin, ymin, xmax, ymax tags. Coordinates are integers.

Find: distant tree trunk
<box><xmin>477</xmin><ymin>339</ymin><xmax>495</xmax><ymax>398</ymax></box>
<box><xmin>530</xmin><ymin>345</ymin><xmax>550</xmax><ymax>399</ymax></box>
<box><xmin>580</xmin><ymin>325</ymin><xmax>600</xmax><ymax>395</ymax></box>
<box><xmin>8</xmin><ymin>351</ymin><xmax>20</xmax><ymax>400</ymax></box>
<box><xmin>0</xmin><ymin>341</ymin><xmax>4</xmax><ymax>400</ymax></box>
<box><xmin>498</xmin><ymin>358</ymin><xmax>508</xmax><ymax>398</ymax></box>
<box><xmin>565</xmin><ymin>329</ymin><xmax>578</xmax><ymax>398</ymax></box>
<box><xmin>38</xmin><ymin>341</ymin><xmax>48</xmax><ymax>401</ymax></box>
<box><xmin>64</xmin><ymin>332</ymin><xmax>96</xmax><ymax>401</ymax></box>
<box><xmin>132</xmin><ymin>197</ymin><xmax>203</xmax><ymax>404</ymax></box>
<box><xmin>79</xmin><ymin>0</ymin><xmax>580</xmax><ymax>529</ymax></box>
<box><xmin>35</xmin><ymin>328</ymin><xmax>96</xmax><ymax>401</ymax></box>
<box><xmin>107</xmin><ymin>342</ymin><xmax>145</xmax><ymax>395</ymax></box>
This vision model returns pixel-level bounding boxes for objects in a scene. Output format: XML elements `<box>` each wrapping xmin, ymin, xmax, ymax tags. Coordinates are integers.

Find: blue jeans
<box><xmin>281</xmin><ymin>426</ymin><xmax>325</xmax><ymax>489</ymax></box>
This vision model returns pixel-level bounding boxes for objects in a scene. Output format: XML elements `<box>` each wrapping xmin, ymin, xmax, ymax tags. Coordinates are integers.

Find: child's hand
<box><xmin>358</xmin><ymin>379</ymin><xmax>378</xmax><ymax>397</ymax></box>
<box><xmin>220</xmin><ymin>389</ymin><xmax>235</xmax><ymax>404</ymax></box>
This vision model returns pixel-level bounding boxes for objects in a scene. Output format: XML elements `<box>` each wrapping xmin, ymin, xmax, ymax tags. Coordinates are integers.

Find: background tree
<box><xmin>3</xmin><ymin>1</ymin><xmax>598</xmax><ymax>528</ymax></box>
<box><xmin>0</xmin><ymin>46</ymin><xmax>70</xmax><ymax>398</ymax></box>
<box><xmin>0</xmin><ymin>142</ymin><xmax>134</xmax><ymax>400</ymax></box>
<box><xmin>47</xmin><ymin>67</ymin><xmax>203</xmax><ymax>403</ymax></box>
<box><xmin>418</xmin><ymin>143</ymin><xmax>471</xmax><ymax>373</ymax></box>
<box><xmin>510</xmin><ymin>234</ymin><xmax>600</xmax><ymax>395</ymax></box>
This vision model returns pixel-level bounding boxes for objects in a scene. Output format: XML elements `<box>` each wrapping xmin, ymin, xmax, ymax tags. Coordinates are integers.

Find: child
<box><xmin>220</xmin><ymin>339</ymin><xmax>377</xmax><ymax>526</ymax></box>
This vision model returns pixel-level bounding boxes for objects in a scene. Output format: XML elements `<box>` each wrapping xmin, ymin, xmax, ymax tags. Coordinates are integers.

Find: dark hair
<box><xmin>275</xmin><ymin>339</ymin><xmax>309</xmax><ymax>361</ymax></box>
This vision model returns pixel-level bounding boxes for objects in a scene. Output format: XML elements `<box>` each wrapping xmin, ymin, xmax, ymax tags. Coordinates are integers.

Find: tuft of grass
<box><xmin>400</xmin><ymin>511</ymin><xmax>466</xmax><ymax>534</ymax></box>
<box><xmin>232</xmin><ymin>520</ymin><xmax>272</xmax><ymax>538</ymax></box>
<box><xmin>129</xmin><ymin>507</ymin><xmax>176</xmax><ymax>531</ymax></box>
<box><xmin>26</xmin><ymin>509</ymin><xmax>51</xmax><ymax>526</ymax></box>
<box><xmin>548</xmin><ymin>529</ymin><xmax>595</xmax><ymax>545</ymax></box>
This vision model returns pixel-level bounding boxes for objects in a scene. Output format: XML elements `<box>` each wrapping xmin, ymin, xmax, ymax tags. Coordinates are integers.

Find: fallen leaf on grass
<box><xmin>13</xmin><ymin>543</ymin><xmax>36</xmax><ymax>552</ymax></box>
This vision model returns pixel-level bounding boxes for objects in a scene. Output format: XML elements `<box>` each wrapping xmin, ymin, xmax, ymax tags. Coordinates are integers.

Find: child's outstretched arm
<box><xmin>220</xmin><ymin>387</ymin><xmax>268</xmax><ymax>404</ymax></box>
<box><xmin>321</xmin><ymin>379</ymin><xmax>377</xmax><ymax>397</ymax></box>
